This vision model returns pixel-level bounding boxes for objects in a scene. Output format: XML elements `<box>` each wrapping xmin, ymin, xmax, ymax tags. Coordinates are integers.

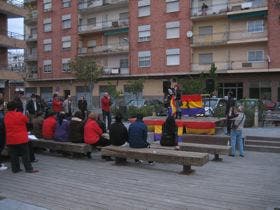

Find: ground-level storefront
<box><xmin>24</xmin><ymin>72</ymin><xmax>280</xmax><ymax>110</ymax></box>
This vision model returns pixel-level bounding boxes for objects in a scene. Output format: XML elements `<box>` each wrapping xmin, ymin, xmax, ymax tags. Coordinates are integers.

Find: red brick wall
<box><xmin>129</xmin><ymin>1</ymin><xmax>192</xmax><ymax>75</ymax></box>
<box><xmin>268</xmin><ymin>1</ymin><xmax>280</xmax><ymax>69</ymax></box>
<box><xmin>0</xmin><ymin>14</ymin><xmax>8</xmax><ymax>67</ymax></box>
<box><xmin>37</xmin><ymin>0</ymin><xmax>78</xmax><ymax>79</ymax></box>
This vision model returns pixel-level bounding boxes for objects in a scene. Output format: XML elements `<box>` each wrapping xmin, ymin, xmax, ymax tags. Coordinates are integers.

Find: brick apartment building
<box><xmin>22</xmin><ymin>0</ymin><xmax>280</xmax><ymax>106</ymax></box>
<box><xmin>0</xmin><ymin>0</ymin><xmax>26</xmax><ymax>100</ymax></box>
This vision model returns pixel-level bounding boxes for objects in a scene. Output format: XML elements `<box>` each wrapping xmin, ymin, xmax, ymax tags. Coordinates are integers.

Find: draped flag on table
<box><xmin>181</xmin><ymin>94</ymin><xmax>205</xmax><ymax>116</ymax></box>
<box><xmin>185</xmin><ymin>121</ymin><xmax>215</xmax><ymax>135</ymax></box>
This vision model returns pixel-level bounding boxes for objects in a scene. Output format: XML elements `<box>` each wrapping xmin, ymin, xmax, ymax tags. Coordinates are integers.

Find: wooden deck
<box><xmin>0</xmin><ymin>151</ymin><xmax>280</xmax><ymax>210</ymax></box>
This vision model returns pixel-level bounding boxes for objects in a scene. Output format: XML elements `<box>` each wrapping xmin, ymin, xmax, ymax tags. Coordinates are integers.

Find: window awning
<box><xmin>228</xmin><ymin>10</ymin><xmax>267</xmax><ymax>20</ymax></box>
<box><xmin>104</xmin><ymin>28</ymin><xmax>128</xmax><ymax>36</ymax></box>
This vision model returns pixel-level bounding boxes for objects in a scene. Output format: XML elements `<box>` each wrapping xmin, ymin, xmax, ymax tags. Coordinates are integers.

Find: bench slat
<box><xmin>32</xmin><ymin>139</ymin><xmax>92</xmax><ymax>154</ymax></box>
<box><xmin>101</xmin><ymin>146</ymin><xmax>209</xmax><ymax>167</ymax></box>
<box><xmin>182</xmin><ymin>134</ymin><xmax>230</xmax><ymax>145</ymax></box>
<box><xmin>179</xmin><ymin>142</ymin><xmax>231</xmax><ymax>155</ymax></box>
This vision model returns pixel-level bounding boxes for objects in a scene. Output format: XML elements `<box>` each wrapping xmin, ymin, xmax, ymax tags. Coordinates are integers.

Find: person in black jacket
<box><xmin>26</xmin><ymin>94</ymin><xmax>40</xmax><ymax>123</ymax></box>
<box><xmin>160</xmin><ymin>116</ymin><xmax>178</xmax><ymax>146</ymax></box>
<box><xmin>0</xmin><ymin>110</ymin><xmax>8</xmax><ymax>171</ymax></box>
<box><xmin>225</xmin><ymin>91</ymin><xmax>235</xmax><ymax>135</ymax></box>
<box><xmin>109</xmin><ymin>113</ymin><xmax>128</xmax><ymax>164</ymax></box>
<box><xmin>69</xmin><ymin>111</ymin><xmax>84</xmax><ymax>143</ymax></box>
<box><xmin>78</xmin><ymin>96</ymin><xmax>88</xmax><ymax>120</ymax></box>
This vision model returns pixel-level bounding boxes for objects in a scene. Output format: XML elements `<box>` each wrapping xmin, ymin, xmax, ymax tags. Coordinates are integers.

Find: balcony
<box><xmin>25</xmin><ymin>34</ymin><xmax>37</xmax><ymax>42</ymax></box>
<box><xmin>192</xmin><ymin>60</ymin><xmax>268</xmax><ymax>72</ymax></box>
<box><xmin>24</xmin><ymin>10</ymin><xmax>38</xmax><ymax>25</ymax></box>
<box><xmin>191</xmin><ymin>2</ymin><xmax>228</xmax><ymax>20</ymax></box>
<box><xmin>0</xmin><ymin>0</ymin><xmax>28</xmax><ymax>18</ymax></box>
<box><xmin>102</xmin><ymin>66</ymin><xmax>129</xmax><ymax>76</ymax></box>
<box><xmin>78</xmin><ymin>43</ymin><xmax>129</xmax><ymax>56</ymax></box>
<box><xmin>25</xmin><ymin>53</ymin><xmax>37</xmax><ymax>61</ymax></box>
<box><xmin>24</xmin><ymin>0</ymin><xmax>37</xmax><ymax>3</ymax></box>
<box><xmin>227</xmin><ymin>0</ymin><xmax>268</xmax><ymax>16</ymax></box>
<box><xmin>0</xmin><ymin>31</ymin><xmax>26</xmax><ymax>49</ymax></box>
<box><xmin>78</xmin><ymin>0</ymin><xmax>128</xmax><ymax>12</ymax></box>
<box><xmin>191</xmin><ymin>29</ymin><xmax>267</xmax><ymax>47</ymax></box>
<box><xmin>78</xmin><ymin>19</ymin><xmax>129</xmax><ymax>34</ymax></box>
<box><xmin>191</xmin><ymin>32</ymin><xmax>228</xmax><ymax>47</ymax></box>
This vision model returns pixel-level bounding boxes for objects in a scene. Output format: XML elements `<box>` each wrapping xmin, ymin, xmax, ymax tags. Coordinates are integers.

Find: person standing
<box><xmin>0</xmin><ymin>102</ymin><xmax>8</xmax><ymax>171</ymax></box>
<box><xmin>230</xmin><ymin>106</ymin><xmax>246</xmax><ymax>157</ymax></box>
<box><xmin>101</xmin><ymin>92</ymin><xmax>112</xmax><ymax>130</ymax></box>
<box><xmin>26</xmin><ymin>93</ymin><xmax>39</xmax><ymax>123</ymax></box>
<box><xmin>52</xmin><ymin>94</ymin><xmax>62</xmax><ymax>114</ymax></box>
<box><xmin>174</xmin><ymin>85</ymin><xmax>182</xmax><ymax>119</ymax></box>
<box><xmin>78</xmin><ymin>96</ymin><xmax>88</xmax><ymax>120</ymax></box>
<box><xmin>225</xmin><ymin>91</ymin><xmax>235</xmax><ymax>135</ymax></box>
<box><xmin>63</xmin><ymin>95</ymin><xmax>72</xmax><ymax>118</ymax></box>
<box><xmin>4</xmin><ymin>101</ymin><xmax>38</xmax><ymax>173</ymax></box>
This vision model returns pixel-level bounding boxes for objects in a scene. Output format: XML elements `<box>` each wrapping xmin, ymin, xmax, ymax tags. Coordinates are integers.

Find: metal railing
<box><xmin>103</xmin><ymin>66</ymin><xmax>129</xmax><ymax>75</ymax></box>
<box><xmin>3</xmin><ymin>0</ymin><xmax>24</xmax><ymax>8</ymax></box>
<box><xmin>191</xmin><ymin>0</ymin><xmax>267</xmax><ymax>17</ymax></box>
<box><xmin>0</xmin><ymin>64</ymin><xmax>25</xmax><ymax>71</ymax></box>
<box><xmin>25</xmin><ymin>33</ymin><xmax>37</xmax><ymax>41</ymax></box>
<box><xmin>191</xmin><ymin>60</ymin><xmax>267</xmax><ymax>71</ymax></box>
<box><xmin>192</xmin><ymin>28</ymin><xmax>267</xmax><ymax>46</ymax></box>
<box><xmin>25</xmin><ymin>10</ymin><xmax>38</xmax><ymax>23</ymax></box>
<box><xmin>0</xmin><ymin>30</ymin><xmax>25</xmax><ymax>40</ymax></box>
<box><xmin>79</xmin><ymin>18</ymin><xmax>129</xmax><ymax>33</ymax></box>
<box><xmin>78</xmin><ymin>43</ymin><xmax>129</xmax><ymax>55</ymax></box>
<box><xmin>24</xmin><ymin>53</ymin><xmax>37</xmax><ymax>61</ymax></box>
<box><xmin>78</xmin><ymin>0</ymin><xmax>128</xmax><ymax>10</ymax></box>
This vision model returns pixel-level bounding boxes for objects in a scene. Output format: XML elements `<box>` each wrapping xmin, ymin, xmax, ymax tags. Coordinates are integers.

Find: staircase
<box><xmin>245</xmin><ymin>136</ymin><xmax>280</xmax><ymax>153</ymax></box>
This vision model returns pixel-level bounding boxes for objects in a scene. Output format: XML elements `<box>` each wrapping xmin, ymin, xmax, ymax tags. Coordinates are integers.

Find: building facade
<box><xmin>24</xmin><ymin>0</ymin><xmax>280</xmax><ymax>106</ymax></box>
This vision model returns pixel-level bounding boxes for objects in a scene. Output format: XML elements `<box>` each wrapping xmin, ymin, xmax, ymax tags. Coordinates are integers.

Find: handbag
<box><xmin>232</xmin><ymin>113</ymin><xmax>244</xmax><ymax>130</ymax></box>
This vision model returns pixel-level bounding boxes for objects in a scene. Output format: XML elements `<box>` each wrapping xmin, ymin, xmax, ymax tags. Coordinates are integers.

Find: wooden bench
<box><xmin>32</xmin><ymin>139</ymin><xmax>93</xmax><ymax>157</ymax></box>
<box><xmin>101</xmin><ymin>145</ymin><xmax>209</xmax><ymax>175</ymax></box>
<box><xmin>150</xmin><ymin>143</ymin><xmax>231</xmax><ymax>161</ymax></box>
<box><xmin>182</xmin><ymin>134</ymin><xmax>230</xmax><ymax>161</ymax></box>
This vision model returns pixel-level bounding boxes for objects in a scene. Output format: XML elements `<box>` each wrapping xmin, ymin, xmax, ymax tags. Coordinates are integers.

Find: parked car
<box><xmin>202</xmin><ymin>97</ymin><xmax>227</xmax><ymax>116</ymax></box>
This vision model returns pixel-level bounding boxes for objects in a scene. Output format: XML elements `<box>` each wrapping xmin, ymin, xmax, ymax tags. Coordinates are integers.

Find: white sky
<box><xmin>8</xmin><ymin>18</ymin><xmax>24</xmax><ymax>35</ymax></box>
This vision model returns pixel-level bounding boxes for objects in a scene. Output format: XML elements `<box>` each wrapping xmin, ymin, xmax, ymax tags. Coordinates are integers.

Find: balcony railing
<box><xmin>25</xmin><ymin>53</ymin><xmax>37</xmax><ymax>61</ymax></box>
<box><xmin>191</xmin><ymin>0</ymin><xmax>267</xmax><ymax>17</ymax></box>
<box><xmin>0</xmin><ymin>64</ymin><xmax>25</xmax><ymax>71</ymax></box>
<box><xmin>103</xmin><ymin>66</ymin><xmax>129</xmax><ymax>75</ymax></box>
<box><xmin>78</xmin><ymin>43</ymin><xmax>129</xmax><ymax>55</ymax></box>
<box><xmin>24</xmin><ymin>0</ymin><xmax>37</xmax><ymax>3</ymax></box>
<box><xmin>192</xmin><ymin>60</ymin><xmax>267</xmax><ymax>72</ymax></box>
<box><xmin>25</xmin><ymin>10</ymin><xmax>38</xmax><ymax>24</ymax></box>
<box><xmin>4</xmin><ymin>0</ymin><xmax>24</xmax><ymax>8</ymax></box>
<box><xmin>25</xmin><ymin>34</ymin><xmax>37</xmax><ymax>41</ymax></box>
<box><xmin>78</xmin><ymin>0</ymin><xmax>128</xmax><ymax>10</ymax></box>
<box><xmin>192</xmin><ymin>29</ymin><xmax>267</xmax><ymax>46</ymax></box>
<box><xmin>0</xmin><ymin>30</ymin><xmax>25</xmax><ymax>40</ymax></box>
<box><xmin>78</xmin><ymin>19</ymin><xmax>129</xmax><ymax>33</ymax></box>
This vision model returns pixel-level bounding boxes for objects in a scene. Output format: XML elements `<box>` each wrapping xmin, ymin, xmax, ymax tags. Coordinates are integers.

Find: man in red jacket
<box><xmin>42</xmin><ymin>110</ymin><xmax>57</xmax><ymax>139</ymax></box>
<box><xmin>101</xmin><ymin>92</ymin><xmax>112</xmax><ymax>130</ymax></box>
<box><xmin>52</xmin><ymin>94</ymin><xmax>62</xmax><ymax>113</ymax></box>
<box><xmin>4</xmin><ymin>101</ymin><xmax>38</xmax><ymax>173</ymax></box>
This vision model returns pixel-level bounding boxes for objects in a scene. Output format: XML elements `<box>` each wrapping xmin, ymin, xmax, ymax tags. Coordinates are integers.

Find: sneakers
<box><xmin>0</xmin><ymin>163</ymin><xmax>8</xmax><ymax>171</ymax></box>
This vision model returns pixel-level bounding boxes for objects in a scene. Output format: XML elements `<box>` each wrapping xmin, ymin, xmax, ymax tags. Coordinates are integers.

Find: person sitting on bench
<box><xmin>54</xmin><ymin>112</ymin><xmax>70</xmax><ymax>142</ymax></box>
<box><xmin>128</xmin><ymin>113</ymin><xmax>153</xmax><ymax>164</ymax></box>
<box><xmin>42</xmin><ymin>110</ymin><xmax>57</xmax><ymax>140</ymax></box>
<box><xmin>84</xmin><ymin>112</ymin><xmax>112</xmax><ymax>161</ymax></box>
<box><xmin>109</xmin><ymin>113</ymin><xmax>128</xmax><ymax>164</ymax></box>
<box><xmin>69</xmin><ymin>111</ymin><xmax>84</xmax><ymax>143</ymax></box>
<box><xmin>160</xmin><ymin>115</ymin><xmax>178</xmax><ymax>146</ymax></box>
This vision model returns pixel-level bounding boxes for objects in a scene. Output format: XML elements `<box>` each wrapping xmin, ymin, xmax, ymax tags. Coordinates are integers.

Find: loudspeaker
<box><xmin>205</xmin><ymin>79</ymin><xmax>215</xmax><ymax>93</ymax></box>
<box><xmin>163</xmin><ymin>81</ymin><xmax>171</xmax><ymax>94</ymax></box>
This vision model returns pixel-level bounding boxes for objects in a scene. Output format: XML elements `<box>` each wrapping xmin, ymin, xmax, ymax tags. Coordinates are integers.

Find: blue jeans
<box><xmin>102</xmin><ymin>110</ymin><xmax>111</xmax><ymax>130</ymax></box>
<box><xmin>230</xmin><ymin>129</ymin><xmax>244</xmax><ymax>156</ymax></box>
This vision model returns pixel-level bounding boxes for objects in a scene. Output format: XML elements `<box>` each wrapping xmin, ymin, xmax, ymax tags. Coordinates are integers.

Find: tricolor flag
<box><xmin>169</xmin><ymin>95</ymin><xmax>177</xmax><ymax>116</ymax></box>
<box><xmin>181</xmin><ymin>94</ymin><xmax>205</xmax><ymax>116</ymax></box>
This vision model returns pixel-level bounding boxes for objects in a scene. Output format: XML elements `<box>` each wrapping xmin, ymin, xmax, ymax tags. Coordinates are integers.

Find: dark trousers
<box><xmin>102</xmin><ymin>110</ymin><xmax>111</xmax><ymax>130</ymax></box>
<box><xmin>92</xmin><ymin>136</ymin><xmax>111</xmax><ymax>147</ymax></box>
<box><xmin>8</xmin><ymin>143</ymin><xmax>33</xmax><ymax>173</ymax></box>
<box><xmin>28</xmin><ymin>141</ymin><xmax>36</xmax><ymax>162</ymax></box>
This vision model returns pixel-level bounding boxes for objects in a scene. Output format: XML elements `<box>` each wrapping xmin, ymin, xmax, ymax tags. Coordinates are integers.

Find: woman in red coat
<box><xmin>84</xmin><ymin>112</ymin><xmax>112</xmax><ymax>160</ymax></box>
<box><xmin>4</xmin><ymin>101</ymin><xmax>38</xmax><ymax>173</ymax></box>
<box><xmin>42</xmin><ymin>111</ymin><xmax>57</xmax><ymax>139</ymax></box>
<box><xmin>52</xmin><ymin>94</ymin><xmax>62</xmax><ymax>113</ymax></box>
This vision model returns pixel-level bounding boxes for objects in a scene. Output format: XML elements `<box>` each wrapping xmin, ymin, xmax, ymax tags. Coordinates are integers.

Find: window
<box><xmin>166</xmin><ymin>48</ymin><xmax>180</xmax><ymax>66</ymax></box>
<box><xmin>119</xmin><ymin>12</ymin><xmax>129</xmax><ymax>25</ymax></box>
<box><xmin>166</xmin><ymin>0</ymin><xmax>179</xmax><ymax>13</ymax></box>
<box><xmin>43</xmin><ymin>39</ymin><xmax>52</xmax><ymax>52</ymax></box>
<box><xmin>87</xmin><ymin>17</ymin><xmax>96</xmax><ymax>26</ymax></box>
<box><xmin>62</xmin><ymin>36</ymin><xmax>71</xmax><ymax>50</ymax></box>
<box><xmin>199</xmin><ymin>53</ymin><xmax>213</xmax><ymax>64</ymax></box>
<box><xmin>62</xmin><ymin>14</ymin><xmax>71</xmax><ymax>29</ymax></box>
<box><xmin>166</xmin><ymin>21</ymin><xmax>180</xmax><ymax>39</ymax></box>
<box><xmin>43</xmin><ymin>18</ymin><xmax>52</xmax><ymax>32</ymax></box>
<box><xmin>62</xmin><ymin>58</ymin><xmax>71</xmax><ymax>72</ymax></box>
<box><xmin>248</xmin><ymin>50</ymin><xmax>264</xmax><ymax>62</ymax></box>
<box><xmin>43</xmin><ymin>0</ymin><xmax>52</xmax><ymax>12</ymax></box>
<box><xmin>138</xmin><ymin>0</ymin><xmax>150</xmax><ymax>17</ymax></box>
<box><xmin>249</xmin><ymin>81</ymin><xmax>271</xmax><ymax>100</ymax></box>
<box><xmin>138</xmin><ymin>25</ymin><xmax>150</xmax><ymax>42</ymax></box>
<box><xmin>62</xmin><ymin>0</ymin><xmax>71</xmax><ymax>8</ymax></box>
<box><xmin>120</xmin><ymin>58</ymin><xmax>128</xmax><ymax>68</ymax></box>
<box><xmin>199</xmin><ymin>26</ymin><xmax>213</xmax><ymax>35</ymax></box>
<box><xmin>138</xmin><ymin>51</ymin><xmax>151</xmax><ymax>67</ymax></box>
<box><xmin>87</xmin><ymin>40</ymin><xmax>96</xmax><ymax>48</ymax></box>
<box><xmin>43</xmin><ymin>60</ymin><xmax>52</xmax><ymax>73</ymax></box>
<box><xmin>248</xmin><ymin>20</ymin><xmax>264</xmax><ymax>33</ymax></box>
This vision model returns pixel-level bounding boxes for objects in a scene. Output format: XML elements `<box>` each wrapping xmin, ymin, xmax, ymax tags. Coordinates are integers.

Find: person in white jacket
<box><xmin>230</xmin><ymin>106</ymin><xmax>246</xmax><ymax>157</ymax></box>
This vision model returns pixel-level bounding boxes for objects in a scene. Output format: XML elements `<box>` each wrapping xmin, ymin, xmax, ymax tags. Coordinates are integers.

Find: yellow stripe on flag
<box><xmin>178</xmin><ymin>127</ymin><xmax>183</xmax><ymax>136</ymax></box>
<box><xmin>186</xmin><ymin>128</ymin><xmax>215</xmax><ymax>135</ymax></box>
<box><xmin>154</xmin><ymin>125</ymin><xmax>162</xmax><ymax>134</ymax></box>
